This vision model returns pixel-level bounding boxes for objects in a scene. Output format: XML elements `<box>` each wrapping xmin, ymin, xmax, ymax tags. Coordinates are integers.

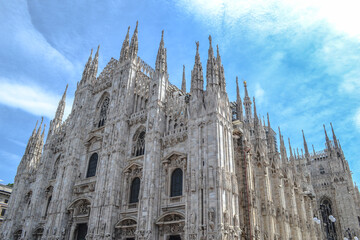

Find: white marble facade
<box><xmin>1</xmin><ymin>23</ymin><xmax>359</xmax><ymax>240</ymax></box>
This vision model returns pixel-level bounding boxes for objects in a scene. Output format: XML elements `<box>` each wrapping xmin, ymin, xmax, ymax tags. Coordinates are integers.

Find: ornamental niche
<box><xmin>114</xmin><ymin>218</ymin><xmax>137</xmax><ymax>240</ymax></box>
<box><xmin>156</xmin><ymin>212</ymin><xmax>185</xmax><ymax>239</ymax></box>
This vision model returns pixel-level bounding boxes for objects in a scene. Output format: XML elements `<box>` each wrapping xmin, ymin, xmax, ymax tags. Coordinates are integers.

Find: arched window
<box><xmin>319</xmin><ymin>165</ymin><xmax>325</xmax><ymax>174</ymax></box>
<box><xmin>171</xmin><ymin>168</ymin><xmax>183</xmax><ymax>197</ymax></box>
<box><xmin>129</xmin><ymin>177</ymin><xmax>140</xmax><ymax>203</ymax></box>
<box><xmin>98</xmin><ymin>97</ymin><xmax>109</xmax><ymax>127</ymax></box>
<box><xmin>133</xmin><ymin>131</ymin><xmax>145</xmax><ymax>157</ymax></box>
<box><xmin>86</xmin><ymin>153</ymin><xmax>98</xmax><ymax>178</ymax></box>
<box><xmin>320</xmin><ymin>198</ymin><xmax>337</xmax><ymax>239</ymax></box>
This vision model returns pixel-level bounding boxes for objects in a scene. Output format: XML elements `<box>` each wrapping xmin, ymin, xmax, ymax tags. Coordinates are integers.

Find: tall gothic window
<box><xmin>170</xmin><ymin>168</ymin><xmax>183</xmax><ymax>197</ymax></box>
<box><xmin>129</xmin><ymin>177</ymin><xmax>140</xmax><ymax>203</ymax></box>
<box><xmin>320</xmin><ymin>198</ymin><xmax>337</xmax><ymax>239</ymax></box>
<box><xmin>133</xmin><ymin>131</ymin><xmax>145</xmax><ymax>157</ymax></box>
<box><xmin>98</xmin><ymin>97</ymin><xmax>109</xmax><ymax>127</ymax></box>
<box><xmin>86</xmin><ymin>153</ymin><xmax>98</xmax><ymax>178</ymax></box>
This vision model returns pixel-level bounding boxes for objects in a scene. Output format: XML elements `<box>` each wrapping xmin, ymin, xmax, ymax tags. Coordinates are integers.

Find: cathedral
<box><xmin>1</xmin><ymin>22</ymin><xmax>360</xmax><ymax>240</ymax></box>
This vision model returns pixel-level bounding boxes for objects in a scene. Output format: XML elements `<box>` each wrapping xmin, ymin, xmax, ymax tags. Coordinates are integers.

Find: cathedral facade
<box><xmin>1</xmin><ymin>23</ymin><xmax>359</xmax><ymax>240</ymax></box>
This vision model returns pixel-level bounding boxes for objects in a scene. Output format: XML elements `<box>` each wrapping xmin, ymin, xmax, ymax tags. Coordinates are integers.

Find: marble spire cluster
<box><xmin>2</xmin><ymin>23</ymin><xmax>359</xmax><ymax>240</ymax></box>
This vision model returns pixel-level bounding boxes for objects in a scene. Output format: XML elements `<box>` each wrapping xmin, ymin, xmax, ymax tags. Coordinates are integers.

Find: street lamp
<box><xmin>329</xmin><ymin>215</ymin><xmax>336</xmax><ymax>223</ymax></box>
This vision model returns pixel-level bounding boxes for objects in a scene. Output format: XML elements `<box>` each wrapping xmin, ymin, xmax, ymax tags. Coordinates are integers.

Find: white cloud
<box><xmin>0</xmin><ymin>1</ymin><xmax>74</xmax><ymax>73</ymax></box>
<box><xmin>0</xmin><ymin>179</ymin><xmax>3</xmax><ymax>182</ymax></box>
<box><xmin>177</xmin><ymin>0</ymin><xmax>360</xmax><ymax>39</ymax></box>
<box><xmin>8</xmin><ymin>138</ymin><xmax>26</xmax><ymax>148</ymax></box>
<box><xmin>0</xmin><ymin>150</ymin><xmax>21</xmax><ymax>162</ymax></box>
<box><xmin>254</xmin><ymin>83</ymin><xmax>265</xmax><ymax>104</ymax></box>
<box><xmin>0</xmin><ymin>78</ymin><xmax>73</xmax><ymax>119</ymax></box>
<box><xmin>354</xmin><ymin>108</ymin><xmax>360</xmax><ymax>130</ymax></box>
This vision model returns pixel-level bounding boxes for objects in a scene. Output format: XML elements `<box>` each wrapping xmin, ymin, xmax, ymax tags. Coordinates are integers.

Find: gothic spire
<box><xmin>302</xmin><ymin>130</ymin><xmax>310</xmax><ymax>159</ymax></box>
<box><xmin>120</xmin><ymin>26</ymin><xmax>130</xmax><ymax>62</ymax></box>
<box><xmin>312</xmin><ymin>144</ymin><xmax>316</xmax><ymax>155</ymax></box>
<box><xmin>129</xmin><ymin>21</ymin><xmax>138</xmax><ymax>59</ymax></box>
<box><xmin>206</xmin><ymin>35</ymin><xmax>218</xmax><ymax>90</ymax></box>
<box><xmin>330</xmin><ymin>122</ymin><xmax>339</xmax><ymax>148</ymax></box>
<box><xmin>253</xmin><ymin>96</ymin><xmax>258</xmax><ymax>122</ymax></box>
<box><xmin>323</xmin><ymin>124</ymin><xmax>331</xmax><ymax>150</ymax></box>
<box><xmin>288</xmin><ymin>138</ymin><xmax>293</xmax><ymax>159</ymax></box>
<box><xmin>278</xmin><ymin>127</ymin><xmax>287</xmax><ymax>164</ymax></box>
<box><xmin>236</xmin><ymin>77</ymin><xmax>243</xmax><ymax>121</ymax></box>
<box><xmin>31</xmin><ymin>120</ymin><xmax>39</xmax><ymax>138</ymax></box>
<box><xmin>155</xmin><ymin>30</ymin><xmax>167</xmax><ymax>74</ymax></box>
<box><xmin>54</xmin><ymin>85</ymin><xmax>67</xmax><ymax>123</ymax></box>
<box><xmin>90</xmin><ymin>45</ymin><xmax>100</xmax><ymax>81</ymax></box>
<box><xmin>190</xmin><ymin>41</ymin><xmax>204</xmax><ymax>94</ymax></box>
<box><xmin>243</xmin><ymin>80</ymin><xmax>252</xmax><ymax>121</ymax></box>
<box><xmin>181</xmin><ymin>65</ymin><xmax>186</xmax><ymax>93</ymax></box>
<box><xmin>36</xmin><ymin>117</ymin><xmax>44</xmax><ymax>138</ymax></box>
<box><xmin>267</xmin><ymin>113</ymin><xmax>275</xmax><ymax>153</ymax></box>
<box><xmin>216</xmin><ymin>44</ymin><xmax>221</xmax><ymax>65</ymax></box>
<box><xmin>81</xmin><ymin>49</ymin><xmax>93</xmax><ymax>83</ymax></box>
<box><xmin>216</xmin><ymin>45</ymin><xmax>226</xmax><ymax>92</ymax></box>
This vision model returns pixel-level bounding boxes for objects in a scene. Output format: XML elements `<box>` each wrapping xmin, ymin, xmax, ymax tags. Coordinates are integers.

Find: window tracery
<box><xmin>132</xmin><ymin>128</ymin><xmax>146</xmax><ymax>157</ymax></box>
<box><xmin>98</xmin><ymin>96</ymin><xmax>109</xmax><ymax>127</ymax></box>
<box><xmin>320</xmin><ymin>198</ymin><xmax>337</xmax><ymax>239</ymax></box>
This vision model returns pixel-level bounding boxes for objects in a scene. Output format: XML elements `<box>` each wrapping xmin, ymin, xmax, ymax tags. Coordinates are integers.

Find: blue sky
<box><xmin>0</xmin><ymin>0</ymin><xmax>359</xmax><ymax>185</ymax></box>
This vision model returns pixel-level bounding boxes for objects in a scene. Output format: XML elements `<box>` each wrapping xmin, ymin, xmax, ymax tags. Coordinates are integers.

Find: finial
<box><xmin>209</xmin><ymin>35</ymin><xmax>212</xmax><ymax>46</ymax></box>
<box><xmin>288</xmin><ymin>138</ymin><xmax>293</xmax><ymax>158</ymax></box>
<box><xmin>161</xmin><ymin>30</ymin><xmax>164</xmax><ymax>40</ymax></box>
<box><xmin>196</xmin><ymin>41</ymin><xmax>199</xmax><ymax>52</ymax></box>
<box><xmin>181</xmin><ymin>65</ymin><xmax>186</xmax><ymax>93</ymax></box>
<box><xmin>312</xmin><ymin>144</ymin><xmax>316</xmax><ymax>155</ymax></box>
<box><xmin>127</xmin><ymin>26</ymin><xmax>130</xmax><ymax>32</ymax></box>
<box><xmin>330</xmin><ymin>122</ymin><xmax>338</xmax><ymax>148</ymax></box>
<box><xmin>135</xmin><ymin>20</ymin><xmax>138</xmax><ymax>29</ymax></box>
<box><xmin>216</xmin><ymin>44</ymin><xmax>219</xmax><ymax>56</ymax></box>
<box><xmin>243</xmin><ymin>81</ymin><xmax>247</xmax><ymax>87</ymax></box>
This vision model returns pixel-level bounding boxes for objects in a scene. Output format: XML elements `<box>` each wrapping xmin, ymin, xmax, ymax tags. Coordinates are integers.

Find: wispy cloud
<box><xmin>0</xmin><ymin>1</ymin><xmax>74</xmax><ymax>73</ymax></box>
<box><xmin>354</xmin><ymin>108</ymin><xmax>360</xmax><ymax>130</ymax></box>
<box><xmin>0</xmin><ymin>77</ymin><xmax>73</xmax><ymax>119</ymax></box>
<box><xmin>0</xmin><ymin>150</ymin><xmax>21</xmax><ymax>162</ymax></box>
<box><xmin>8</xmin><ymin>138</ymin><xmax>26</xmax><ymax>148</ymax></box>
<box><xmin>176</xmin><ymin>0</ymin><xmax>360</xmax><ymax>38</ymax></box>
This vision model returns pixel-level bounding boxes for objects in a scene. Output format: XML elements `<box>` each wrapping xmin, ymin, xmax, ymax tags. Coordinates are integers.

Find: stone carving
<box><xmin>2</xmin><ymin>24</ymin><xmax>358</xmax><ymax>240</ymax></box>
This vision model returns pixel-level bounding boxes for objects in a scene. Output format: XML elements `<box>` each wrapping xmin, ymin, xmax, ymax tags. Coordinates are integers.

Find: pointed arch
<box><xmin>132</xmin><ymin>126</ymin><xmax>146</xmax><ymax>157</ymax></box>
<box><xmin>155</xmin><ymin>211</ymin><xmax>185</xmax><ymax>225</ymax></box>
<box><xmin>96</xmin><ymin>92</ymin><xmax>110</xmax><ymax>128</ymax></box>
<box><xmin>319</xmin><ymin>196</ymin><xmax>337</xmax><ymax>239</ymax></box>
<box><xmin>86</xmin><ymin>153</ymin><xmax>98</xmax><ymax>178</ymax></box>
<box><xmin>170</xmin><ymin>168</ymin><xmax>183</xmax><ymax>197</ymax></box>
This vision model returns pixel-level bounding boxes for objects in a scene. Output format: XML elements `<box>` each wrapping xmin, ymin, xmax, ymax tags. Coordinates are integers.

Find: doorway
<box><xmin>76</xmin><ymin>223</ymin><xmax>88</xmax><ymax>240</ymax></box>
